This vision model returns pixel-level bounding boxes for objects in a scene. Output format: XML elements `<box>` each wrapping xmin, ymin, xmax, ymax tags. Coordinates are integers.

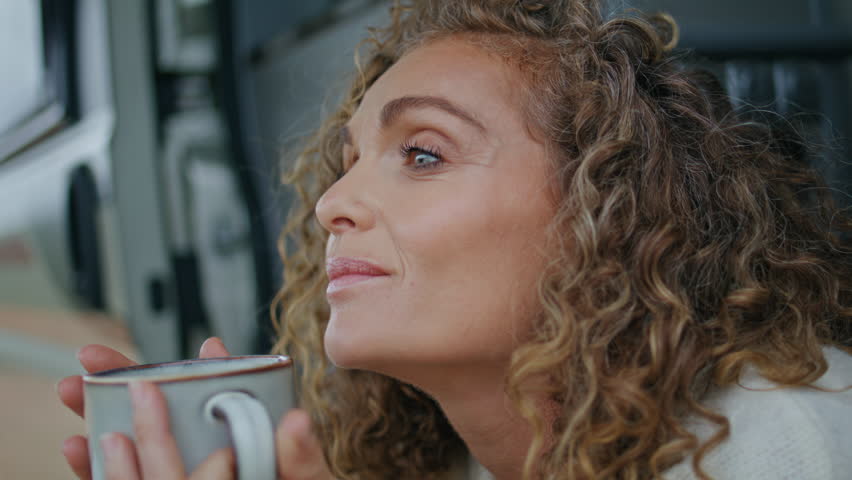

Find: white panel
<box><xmin>0</xmin><ymin>0</ymin><xmax>45</xmax><ymax>135</ymax></box>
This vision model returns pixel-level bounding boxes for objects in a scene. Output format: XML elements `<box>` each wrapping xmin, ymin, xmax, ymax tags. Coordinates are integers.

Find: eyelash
<box><xmin>399</xmin><ymin>140</ymin><xmax>444</xmax><ymax>170</ymax></box>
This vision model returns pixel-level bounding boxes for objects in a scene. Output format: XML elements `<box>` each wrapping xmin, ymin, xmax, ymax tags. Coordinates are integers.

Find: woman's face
<box><xmin>315</xmin><ymin>37</ymin><xmax>555</xmax><ymax>385</ymax></box>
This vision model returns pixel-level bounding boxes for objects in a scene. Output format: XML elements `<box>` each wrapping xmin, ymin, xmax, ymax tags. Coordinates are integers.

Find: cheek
<box><xmin>392</xmin><ymin>188</ymin><xmax>500</xmax><ymax>279</ymax></box>
<box><xmin>389</xmin><ymin>179</ymin><xmax>552</xmax><ymax>321</ymax></box>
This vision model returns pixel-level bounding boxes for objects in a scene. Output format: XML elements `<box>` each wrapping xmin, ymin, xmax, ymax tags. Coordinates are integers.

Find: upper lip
<box><xmin>326</xmin><ymin>257</ymin><xmax>390</xmax><ymax>282</ymax></box>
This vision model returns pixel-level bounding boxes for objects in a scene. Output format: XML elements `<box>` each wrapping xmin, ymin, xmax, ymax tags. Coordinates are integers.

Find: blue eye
<box><xmin>413</xmin><ymin>151</ymin><xmax>440</xmax><ymax>166</ymax></box>
<box><xmin>400</xmin><ymin>141</ymin><xmax>444</xmax><ymax>170</ymax></box>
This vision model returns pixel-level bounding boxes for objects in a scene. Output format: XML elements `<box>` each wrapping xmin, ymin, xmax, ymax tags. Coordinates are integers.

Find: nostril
<box><xmin>332</xmin><ymin>217</ymin><xmax>356</xmax><ymax>230</ymax></box>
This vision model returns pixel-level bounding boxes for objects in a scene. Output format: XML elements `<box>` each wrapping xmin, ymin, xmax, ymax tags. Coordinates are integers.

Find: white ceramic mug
<box><xmin>83</xmin><ymin>355</ymin><xmax>293</xmax><ymax>480</ymax></box>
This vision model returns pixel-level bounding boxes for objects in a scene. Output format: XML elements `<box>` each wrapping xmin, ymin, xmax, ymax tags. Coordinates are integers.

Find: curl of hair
<box><xmin>271</xmin><ymin>1</ymin><xmax>852</xmax><ymax>478</ymax></box>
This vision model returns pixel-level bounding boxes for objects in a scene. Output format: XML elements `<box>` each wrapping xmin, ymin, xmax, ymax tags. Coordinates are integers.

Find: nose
<box><xmin>315</xmin><ymin>170</ymin><xmax>376</xmax><ymax>235</ymax></box>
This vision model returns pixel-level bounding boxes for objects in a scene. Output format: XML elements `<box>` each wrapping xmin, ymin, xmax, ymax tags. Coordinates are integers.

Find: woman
<box><xmin>58</xmin><ymin>0</ymin><xmax>852</xmax><ymax>478</ymax></box>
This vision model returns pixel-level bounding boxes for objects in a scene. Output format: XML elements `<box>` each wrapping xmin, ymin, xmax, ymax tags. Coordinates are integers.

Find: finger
<box><xmin>62</xmin><ymin>435</ymin><xmax>92</xmax><ymax>480</ymax></box>
<box><xmin>101</xmin><ymin>433</ymin><xmax>141</xmax><ymax>480</ymax></box>
<box><xmin>66</xmin><ymin>346</ymin><xmax>136</xmax><ymax>419</ymax></box>
<box><xmin>57</xmin><ymin>375</ymin><xmax>85</xmax><ymax>418</ymax></box>
<box><xmin>130</xmin><ymin>381</ymin><xmax>185</xmax><ymax>480</ymax></box>
<box><xmin>189</xmin><ymin>448</ymin><xmax>236</xmax><ymax>480</ymax></box>
<box><xmin>77</xmin><ymin>345</ymin><xmax>137</xmax><ymax>374</ymax></box>
<box><xmin>199</xmin><ymin>337</ymin><xmax>230</xmax><ymax>358</ymax></box>
<box><xmin>276</xmin><ymin>409</ymin><xmax>334</xmax><ymax>480</ymax></box>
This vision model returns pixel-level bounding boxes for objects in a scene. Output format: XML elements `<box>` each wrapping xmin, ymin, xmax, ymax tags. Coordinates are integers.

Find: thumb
<box><xmin>198</xmin><ymin>337</ymin><xmax>230</xmax><ymax>358</ymax></box>
<box><xmin>276</xmin><ymin>409</ymin><xmax>334</xmax><ymax>480</ymax></box>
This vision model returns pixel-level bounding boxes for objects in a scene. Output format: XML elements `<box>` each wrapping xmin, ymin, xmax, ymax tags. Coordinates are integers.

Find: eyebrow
<box><xmin>341</xmin><ymin>95</ymin><xmax>486</xmax><ymax>145</ymax></box>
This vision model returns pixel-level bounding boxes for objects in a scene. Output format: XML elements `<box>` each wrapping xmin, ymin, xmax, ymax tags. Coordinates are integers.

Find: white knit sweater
<box><xmin>463</xmin><ymin>347</ymin><xmax>852</xmax><ymax>480</ymax></box>
<box><xmin>664</xmin><ymin>347</ymin><xmax>852</xmax><ymax>480</ymax></box>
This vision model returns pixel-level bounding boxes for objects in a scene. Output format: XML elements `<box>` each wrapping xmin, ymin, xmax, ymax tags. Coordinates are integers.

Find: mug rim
<box><xmin>83</xmin><ymin>355</ymin><xmax>292</xmax><ymax>385</ymax></box>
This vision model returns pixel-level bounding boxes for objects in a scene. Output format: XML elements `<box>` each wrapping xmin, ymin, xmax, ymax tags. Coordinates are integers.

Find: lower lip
<box><xmin>326</xmin><ymin>274</ymin><xmax>388</xmax><ymax>295</ymax></box>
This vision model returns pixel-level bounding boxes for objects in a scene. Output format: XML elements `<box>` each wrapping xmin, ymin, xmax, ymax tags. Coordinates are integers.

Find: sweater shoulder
<box><xmin>665</xmin><ymin>347</ymin><xmax>852</xmax><ymax>480</ymax></box>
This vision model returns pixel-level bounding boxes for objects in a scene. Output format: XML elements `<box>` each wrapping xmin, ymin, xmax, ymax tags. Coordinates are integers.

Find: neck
<box><xmin>416</xmin><ymin>366</ymin><xmax>533</xmax><ymax>480</ymax></box>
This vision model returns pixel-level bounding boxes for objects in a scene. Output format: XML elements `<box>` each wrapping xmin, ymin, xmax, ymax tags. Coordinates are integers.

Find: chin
<box><xmin>323</xmin><ymin>333</ymin><xmax>358</xmax><ymax>368</ymax></box>
<box><xmin>323</xmin><ymin>318</ymin><xmax>421</xmax><ymax>381</ymax></box>
<box><xmin>323</xmin><ymin>318</ymin><xmax>373</xmax><ymax>369</ymax></box>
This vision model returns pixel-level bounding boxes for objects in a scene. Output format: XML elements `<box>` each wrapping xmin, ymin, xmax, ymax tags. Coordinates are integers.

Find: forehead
<box><xmin>352</xmin><ymin>37</ymin><xmax>521</xmax><ymax>126</ymax></box>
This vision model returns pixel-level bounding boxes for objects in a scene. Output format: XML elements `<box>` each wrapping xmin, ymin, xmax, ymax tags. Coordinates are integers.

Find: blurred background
<box><xmin>0</xmin><ymin>0</ymin><xmax>850</xmax><ymax>477</ymax></box>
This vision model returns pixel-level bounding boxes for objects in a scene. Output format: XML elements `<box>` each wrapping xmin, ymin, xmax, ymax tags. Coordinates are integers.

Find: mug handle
<box><xmin>204</xmin><ymin>391</ymin><xmax>276</xmax><ymax>480</ymax></box>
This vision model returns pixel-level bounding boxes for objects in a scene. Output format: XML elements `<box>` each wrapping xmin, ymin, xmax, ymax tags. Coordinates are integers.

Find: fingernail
<box><xmin>129</xmin><ymin>381</ymin><xmax>150</xmax><ymax>408</ymax></box>
<box><xmin>201</xmin><ymin>337</ymin><xmax>225</xmax><ymax>352</ymax></box>
<box><xmin>61</xmin><ymin>437</ymin><xmax>74</xmax><ymax>454</ymax></box>
<box><xmin>100</xmin><ymin>433</ymin><xmax>118</xmax><ymax>455</ymax></box>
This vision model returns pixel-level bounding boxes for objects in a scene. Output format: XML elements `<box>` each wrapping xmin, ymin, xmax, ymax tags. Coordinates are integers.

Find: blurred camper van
<box><xmin>0</xmin><ymin>0</ymin><xmax>849</xmax><ymax>478</ymax></box>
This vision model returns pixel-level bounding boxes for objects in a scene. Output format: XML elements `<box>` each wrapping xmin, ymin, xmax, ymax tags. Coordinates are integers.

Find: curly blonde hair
<box><xmin>271</xmin><ymin>1</ymin><xmax>852</xmax><ymax>478</ymax></box>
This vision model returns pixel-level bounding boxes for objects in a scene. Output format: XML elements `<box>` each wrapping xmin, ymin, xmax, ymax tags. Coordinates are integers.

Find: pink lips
<box><xmin>326</xmin><ymin>257</ymin><xmax>390</xmax><ymax>295</ymax></box>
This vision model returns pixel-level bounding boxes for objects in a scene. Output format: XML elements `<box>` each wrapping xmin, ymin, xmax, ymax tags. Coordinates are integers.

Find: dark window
<box><xmin>0</xmin><ymin>0</ymin><xmax>77</xmax><ymax>161</ymax></box>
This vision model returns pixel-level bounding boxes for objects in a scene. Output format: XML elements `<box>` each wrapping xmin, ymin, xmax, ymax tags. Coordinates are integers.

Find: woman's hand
<box><xmin>100</xmin><ymin>382</ymin><xmax>334</xmax><ymax>480</ymax></box>
<box><xmin>99</xmin><ymin>380</ymin><xmax>235</xmax><ymax>480</ymax></box>
<box><xmin>276</xmin><ymin>409</ymin><xmax>335</xmax><ymax>480</ymax></box>
<box><xmin>57</xmin><ymin>337</ymin><xmax>230</xmax><ymax>479</ymax></box>
<box><xmin>57</xmin><ymin>338</ymin><xmax>335</xmax><ymax>479</ymax></box>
